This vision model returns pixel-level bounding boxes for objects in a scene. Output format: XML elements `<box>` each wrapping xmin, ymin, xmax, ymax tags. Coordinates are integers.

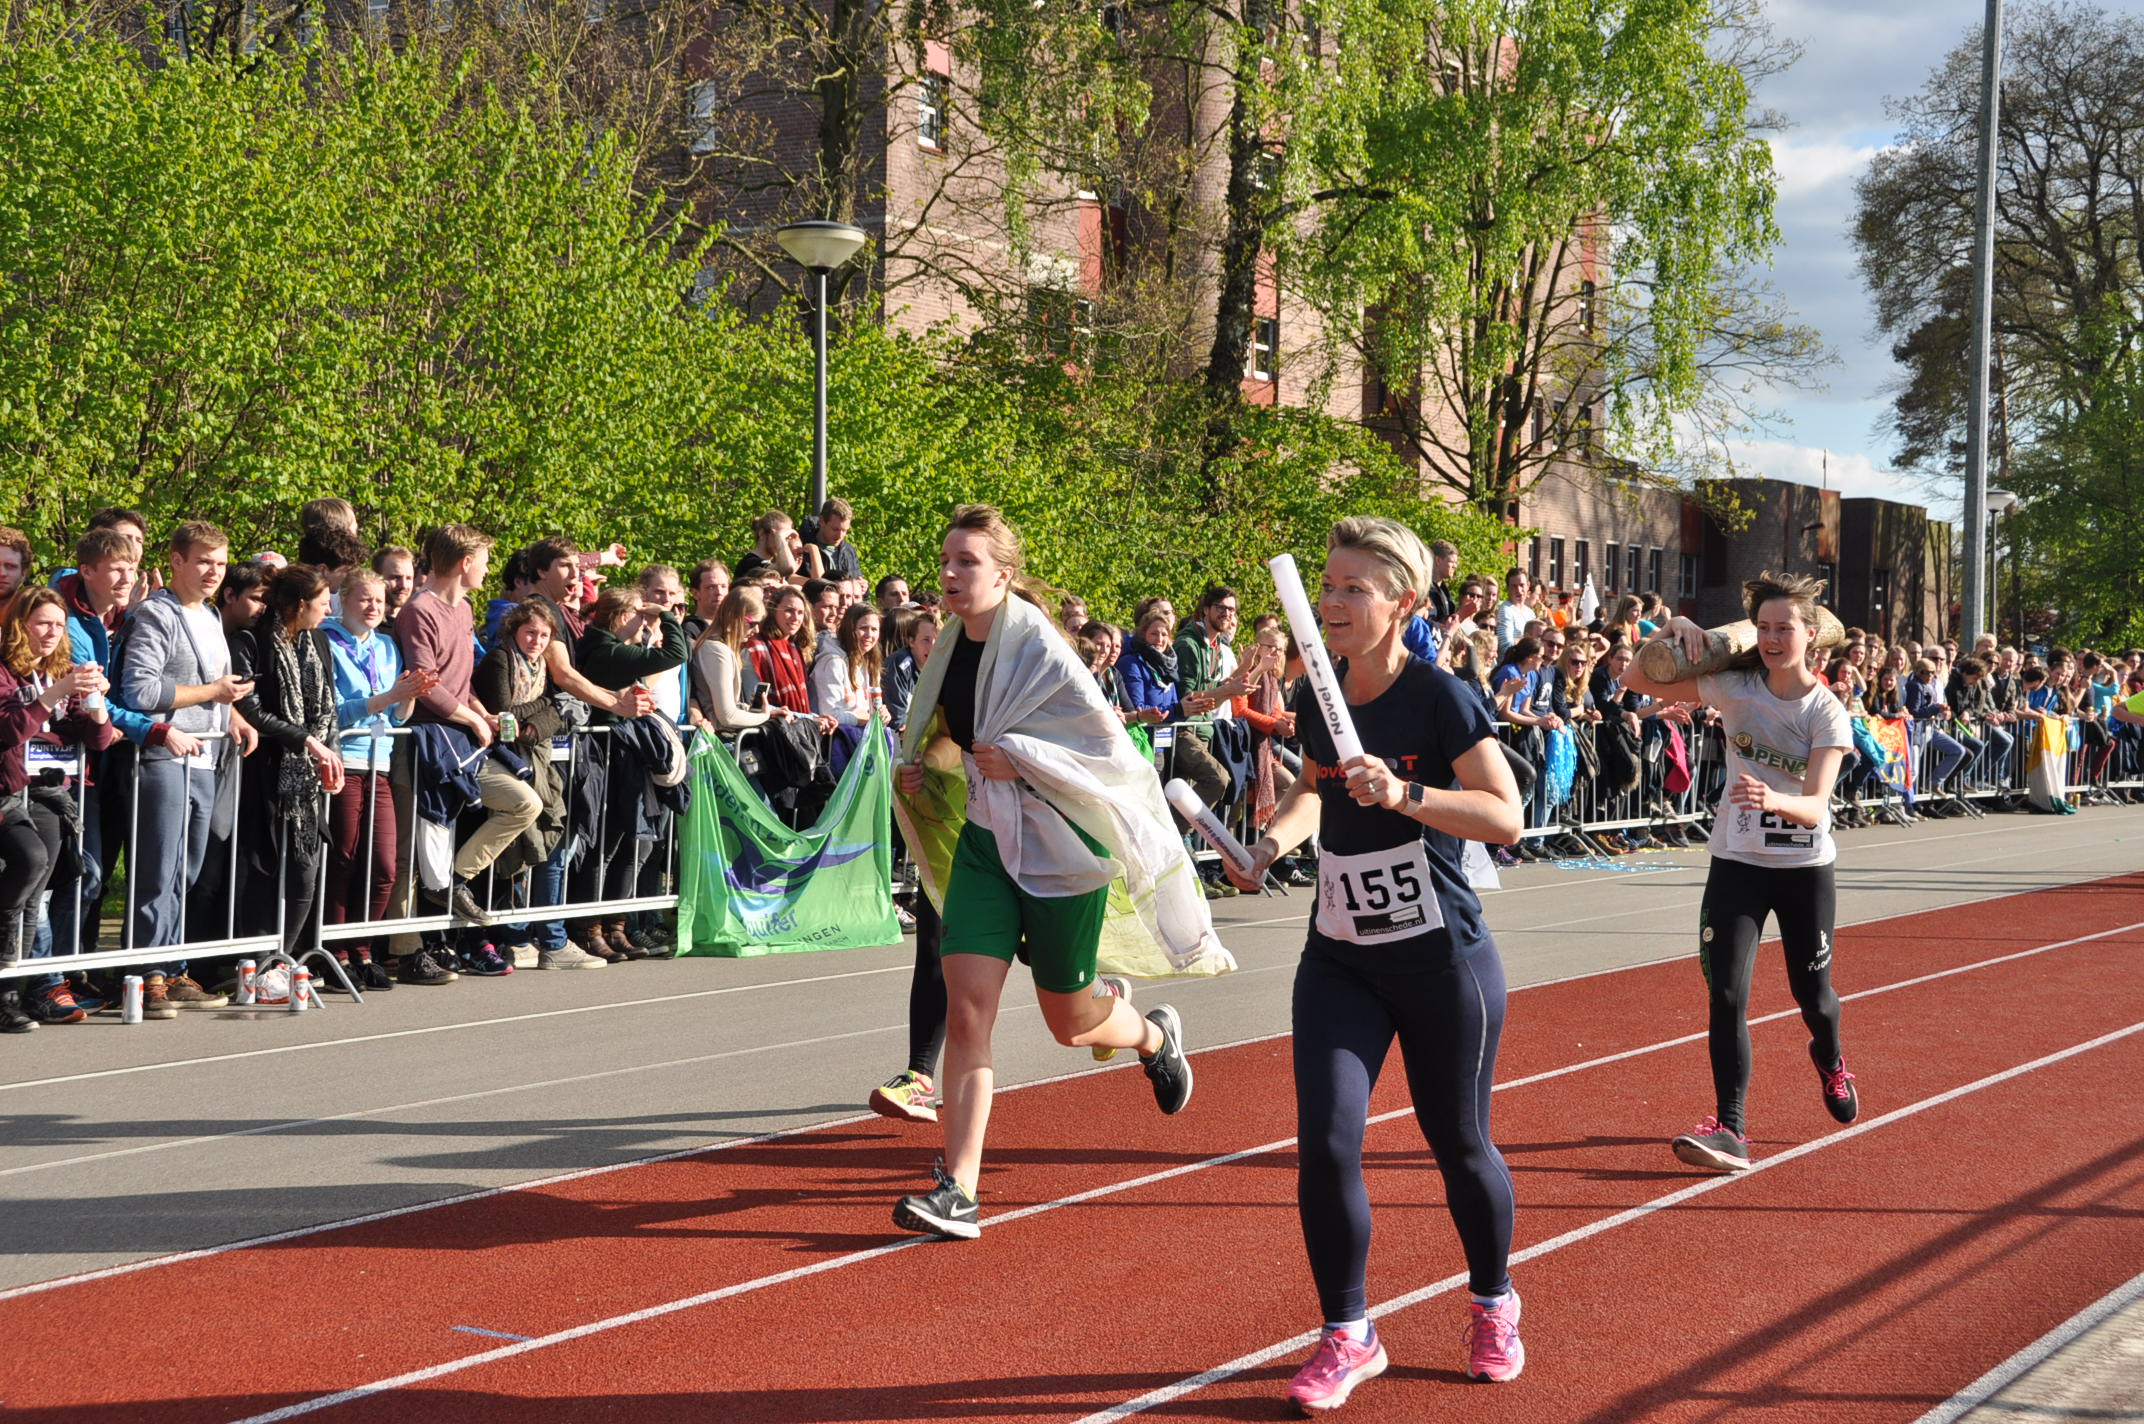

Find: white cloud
<box><xmin>1767</xmin><ymin>137</ymin><xmax>1890</xmax><ymax>199</ymax></box>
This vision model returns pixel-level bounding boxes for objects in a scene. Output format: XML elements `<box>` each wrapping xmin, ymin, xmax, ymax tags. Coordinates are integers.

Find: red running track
<box><xmin>4</xmin><ymin>873</ymin><xmax>2143</xmax><ymax>1423</ymax></box>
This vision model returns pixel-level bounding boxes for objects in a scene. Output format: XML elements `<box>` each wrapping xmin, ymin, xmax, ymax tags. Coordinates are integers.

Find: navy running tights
<box><xmin>1293</xmin><ymin>944</ymin><xmax>1515</xmax><ymax>1320</ymax></box>
<box><xmin>1698</xmin><ymin>857</ymin><xmax>1842</xmax><ymax>1135</ymax></box>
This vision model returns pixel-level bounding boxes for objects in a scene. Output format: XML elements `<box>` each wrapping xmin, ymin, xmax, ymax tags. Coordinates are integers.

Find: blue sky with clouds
<box><xmin>1726</xmin><ymin>0</ymin><xmax>2144</xmax><ymax>520</ymax></box>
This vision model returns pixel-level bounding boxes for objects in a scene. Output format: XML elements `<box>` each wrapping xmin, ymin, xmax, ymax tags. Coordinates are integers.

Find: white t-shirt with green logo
<box><xmin>1697</xmin><ymin>669</ymin><xmax>1856</xmax><ymax>868</ymax></box>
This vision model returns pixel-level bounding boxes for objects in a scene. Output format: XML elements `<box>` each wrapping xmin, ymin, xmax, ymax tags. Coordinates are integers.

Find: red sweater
<box><xmin>0</xmin><ymin>665</ymin><xmax>117</xmax><ymax>793</ymax></box>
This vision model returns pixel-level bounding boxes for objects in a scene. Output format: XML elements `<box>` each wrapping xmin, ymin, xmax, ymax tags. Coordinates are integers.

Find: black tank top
<box><xmin>939</xmin><ymin>633</ymin><xmax>986</xmax><ymax>751</ymax></box>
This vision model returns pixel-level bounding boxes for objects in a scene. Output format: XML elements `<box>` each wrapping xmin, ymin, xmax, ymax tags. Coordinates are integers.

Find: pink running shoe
<box><xmin>1463</xmin><ymin>1291</ymin><xmax>1525</xmax><ymax>1382</ymax></box>
<box><xmin>1286</xmin><ymin>1326</ymin><xmax>1387</xmax><ymax>1414</ymax></box>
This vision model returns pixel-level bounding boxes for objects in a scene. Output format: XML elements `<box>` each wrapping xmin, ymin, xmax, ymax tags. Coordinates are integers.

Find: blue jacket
<box><xmin>1902</xmin><ymin>676</ymin><xmax>1949</xmax><ymax>722</ymax></box>
<box><xmin>411</xmin><ymin>723</ymin><xmax>486</xmax><ymax>828</ymax></box>
<box><xmin>58</xmin><ymin>573</ymin><xmax>155</xmax><ymax>746</ymax></box>
<box><xmin>1120</xmin><ymin>645</ymin><xmax>1182</xmax><ymax>718</ymax></box>
<box><xmin>1403</xmin><ymin>614</ymin><xmax>1438</xmax><ymax>663</ymax></box>
<box><xmin>325</xmin><ymin>621</ymin><xmax>409</xmax><ymax>771</ymax></box>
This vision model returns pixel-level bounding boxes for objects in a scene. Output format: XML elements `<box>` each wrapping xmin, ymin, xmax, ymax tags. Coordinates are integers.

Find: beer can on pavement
<box><xmin>234</xmin><ymin>960</ymin><xmax>257</xmax><ymax>1006</ymax></box>
<box><xmin>496</xmin><ymin>712</ymin><xmax>518</xmax><ymax>743</ymax></box>
<box><xmin>289</xmin><ymin>966</ymin><xmax>314</xmax><ymax>1013</ymax></box>
<box><xmin>121</xmin><ymin>975</ymin><xmax>144</xmax><ymax>1025</ymax></box>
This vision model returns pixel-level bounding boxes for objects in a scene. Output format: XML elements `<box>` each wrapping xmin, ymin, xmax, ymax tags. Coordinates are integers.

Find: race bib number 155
<box><xmin>1316</xmin><ymin>841</ymin><xmax>1444</xmax><ymax>945</ymax></box>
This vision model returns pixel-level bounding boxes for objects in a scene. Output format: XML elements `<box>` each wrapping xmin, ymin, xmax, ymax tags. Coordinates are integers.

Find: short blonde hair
<box><xmin>339</xmin><ymin>567</ymin><xmax>384</xmax><ymax>600</ymax></box>
<box><xmin>1326</xmin><ymin>516</ymin><xmax>1431</xmax><ymax>606</ymax></box>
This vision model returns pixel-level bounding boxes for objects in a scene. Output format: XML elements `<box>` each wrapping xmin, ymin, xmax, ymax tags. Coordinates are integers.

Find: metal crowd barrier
<box><xmin>1</xmin><ymin>720</ymin><xmax>688</xmax><ymax>999</ymax></box>
<box><xmin>2</xmin><ymin>730</ymin><xmax>286</xmax><ymax>986</ymax></box>
<box><xmin>315</xmin><ymin>723</ymin><xmax>683</xmax><ymax>951</ymax></box>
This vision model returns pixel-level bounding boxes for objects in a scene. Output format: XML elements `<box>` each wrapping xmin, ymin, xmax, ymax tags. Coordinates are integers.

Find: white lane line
<box><xmin>0</xmin><ymin>962</ymin><xmax>1288</xmax><ymax>1181</ymax></box>
<box><xmin>0</xmin><ymin>1024</ymin><xmax>911</xmax><ymax>1182</ymax></box>
<box><xmin>1911</xmin><ymin>1266</ymin><xmax>2144</xmax><ymax>1424</ymax></box>
<box><xmin>3</xmin><ymin>822</ymin><xmax>2122</xmax><ymax>1095</ymax></box>
<box><xmin>0</xmin><ymin>963</ymin><xmax>915</xmax><ymax>1095</ymax></box>
<box><xmin>223</xmin><ymin>1016</ymin><xmax>2144</xmax><ymax>1424</ymax></box>
<box><xmin>1495</xmin><ymin>831</ymin><xmax>2137</xmax><ymax>936</ymax></box>
<box><xmin>1074</xmin><ymin>1018</ymin><xmax>2144</xmax><ymax>1424</ymax></box>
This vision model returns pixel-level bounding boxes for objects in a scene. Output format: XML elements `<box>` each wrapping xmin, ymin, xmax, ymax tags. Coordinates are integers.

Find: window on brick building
<box><xmin>1548</xmin><ymin>537</ymin><xmax>1565</xmax><ymax>589</ymax></box>
<box><xmin>1628</xmin><ymin>544</ymin><xmax>1642</xmax><ymax>595</ymax></box>
<box><xmin>918</xmin><ymin>74</ymin><xmax>948</xmax><ymax>150</ymax></box>
<box><xmin>1679</xmin><ymin>553</ymin><xmax>1698</xmax><ymax>599</ymax></box>
<box><xmin>1603</xmin><ymin>543</ymin><xmax>1620</xmax><ymax>593</ymax></box>
<box><xmin>1580</xmin><ymin>279</ymin><xmax>1598</xmax><ymax>333</ymax></box>
<box><xmin>1648</xmin><ymin>547</ymin><xmax>1663</xmax><ymax>594</ymax></box>
<box><xmin>688</xmin><ymin>82</ymin><xmax>719</xmax><ymax>155</ymax></box>
<box><xmin>1574</xmin><ymin>539</ymin><xmax>1590</xmax><ymax>592</ymax></box>
<box><xmin>1027</xmin><ymin>275</ymin><xmax>1093</xmax><ymax>360</ymax></box>
<box><xmin>1247</xmin><ymin>316</ymin><xmax>1278</xmax><ymax>383</ymax></box>
<box><xmin>1528</xmin><ymin>536</ymin><xmax>1542</xmax><ymax>584</ymax></box>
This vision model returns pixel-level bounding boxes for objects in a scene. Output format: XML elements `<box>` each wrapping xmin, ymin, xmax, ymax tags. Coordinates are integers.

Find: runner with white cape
<box><xmin>889</xmin><ymin>504</ymin><xmax>1232</xmax><ymax>1241</ymax></box>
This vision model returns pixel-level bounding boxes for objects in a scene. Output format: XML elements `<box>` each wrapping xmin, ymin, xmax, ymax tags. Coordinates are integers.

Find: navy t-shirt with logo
<box><xmin>1293</xmin><ymin>654</ymin><xmax>1499</xmax><ymax>968</ymax></box>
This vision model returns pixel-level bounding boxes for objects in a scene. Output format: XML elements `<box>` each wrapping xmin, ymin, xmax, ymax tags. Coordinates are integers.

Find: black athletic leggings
<box><xmin>906</xmin><ymin>895</ymin><xmax>946</xmax><ymax>1078</ymax></box>
<box><xmin>1294</xmin><ymin>942</ymin><xmax>1515</xmax><ymax>1319</ymax></box>
<box><xmin>1698</xmin><ymin>857</ymin><xmax>1842</xmax><ymax>1135</ymax></box>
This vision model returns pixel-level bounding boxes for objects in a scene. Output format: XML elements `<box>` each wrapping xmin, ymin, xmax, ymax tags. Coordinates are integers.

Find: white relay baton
<box><xmin>1267</xmin><ymin>553</ymin><xmax>1365</xmax><ymax>765</ymax></box>
<box><xmin>1164</xmin><ymin>778</ymin><xmax>1257</xmax><ymax>879</ymax></box>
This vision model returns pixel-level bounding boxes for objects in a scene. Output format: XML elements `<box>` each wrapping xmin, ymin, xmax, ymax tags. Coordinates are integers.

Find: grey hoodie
<box><xmin>114</xmin><ymin>589</ymin><xmax>233</xmax><ymax>763</ymax></box>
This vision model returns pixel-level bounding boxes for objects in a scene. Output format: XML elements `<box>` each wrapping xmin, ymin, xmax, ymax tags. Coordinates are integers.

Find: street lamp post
<box><xmin>1962</xmin><ymin>0</ymin><xmax>2005</xmax><ymax>646</ymax></box>
<box><xmin>1986</xmin><ymin>487</ymin><xmax>2019</xmax><ymax>647</ymax></box>
<box><xmin>772</xmin><ymin>221</ymin><xmax>869</xmax><ymax>517</ymax></box>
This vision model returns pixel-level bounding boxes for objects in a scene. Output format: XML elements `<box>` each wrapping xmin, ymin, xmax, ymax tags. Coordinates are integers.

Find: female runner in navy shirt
<box><xmin>1229</xmin><ymin>517</ymin><xmax>1526</xmax><ymax>1414</ymax></box>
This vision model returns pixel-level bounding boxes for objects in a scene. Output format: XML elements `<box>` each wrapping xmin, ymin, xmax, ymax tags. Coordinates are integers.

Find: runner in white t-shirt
<box><xmin>1617</xmin><ymin>572</ymin><xmax>1860</xmax><ymax>1173</ymax></box>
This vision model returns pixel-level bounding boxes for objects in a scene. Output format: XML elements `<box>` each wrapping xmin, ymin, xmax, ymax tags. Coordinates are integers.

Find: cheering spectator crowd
<box><xmin>1</xmin><ymin>505</ymin><xmax>2140</xmax><ymax>1037</ymax></box>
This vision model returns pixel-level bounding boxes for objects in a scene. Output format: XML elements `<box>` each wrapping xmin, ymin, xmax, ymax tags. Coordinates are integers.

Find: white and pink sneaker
<box><xmin>1464</xmin><ymin>1291</ymin><xmax>1525</xmax><ymax>1382</ymax></box>
<box><xmin>1286</xmin><ymin>1325</ymin><xmax>1387</xmax><ymax>1413</ymax></box>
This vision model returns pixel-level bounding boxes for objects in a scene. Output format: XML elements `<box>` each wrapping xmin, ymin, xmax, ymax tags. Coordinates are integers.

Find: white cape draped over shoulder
<box><xmin>893</xmin><ymin>591</ymin><xmax>1236</xmax><ymax>979</ymax></box>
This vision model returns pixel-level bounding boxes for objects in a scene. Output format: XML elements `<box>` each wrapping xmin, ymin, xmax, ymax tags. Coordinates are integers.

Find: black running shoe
<box><xmin>892</xmin><ymin>1159</ymin><xmax>980</xmax><ymax>1240</ymax></box>
<box><xmin>1811</xmin><ymin>1041</ymin><xmax>1859</xmax><ymax>1124</ymax></box>
<box><xmin>1671</xmin><ymin>1116</ymin><xmax>1753</xmax><ymax>1173</ymax></box>
<box><xmin>1141</xmin><ymin>1004</ymin><xmax>1193</xmax><ymax>1115</ymax></box>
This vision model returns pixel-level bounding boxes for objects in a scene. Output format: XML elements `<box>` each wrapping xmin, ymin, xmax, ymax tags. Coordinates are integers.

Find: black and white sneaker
<box><xmin>1141</xmin><ymin>1004</ymin><xmax>1193</xmax><ymax>1115</ymax></box>
<box><xmin>892</xmin><ymin>1160</ymin><xmax>980</xmax><ymax>1240</ymax></box>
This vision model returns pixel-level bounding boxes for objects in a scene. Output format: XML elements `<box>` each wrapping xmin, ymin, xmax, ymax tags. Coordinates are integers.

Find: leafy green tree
<box><xmin>2001</xmin><ymin>363</ymin><xmax>2144</xmax><ymax>649</ymax></box>
<box><xmin>1284</xmin><ymin>0</ymin><xmax>1825</xmax><ymax>509</ymax></box>
<box><xmin>1854</xmin><ymin>1</ymin><xmax>2144</xmax><ymax>479</ymax></box>
<box><xmin>0</xmin><ymin>24</ymin><xmax>741</xmax><ymax>556</ymax></box>
<box><xmin>0</xmin><ymin>19</ymin><xmax>1507</xmax><ymax>617</ymax></box>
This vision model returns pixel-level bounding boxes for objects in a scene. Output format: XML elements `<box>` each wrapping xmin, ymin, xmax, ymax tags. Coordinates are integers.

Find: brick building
<box><xmin>1515</xmin><ymin>468</ymin><xmax>1691</xmax><ymax>616</ymax></box>
<box><xmin>1689</xmin><ymin>478</ymin><xmax>1952</xmax><ymax>641</ymax></box>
